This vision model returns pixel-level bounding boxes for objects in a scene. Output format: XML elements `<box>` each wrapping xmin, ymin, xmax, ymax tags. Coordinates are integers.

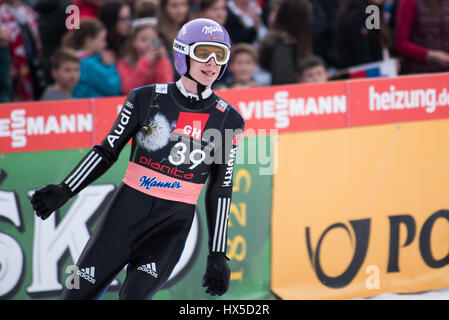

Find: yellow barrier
<box><xmin>272</xmin><ymin>118</ymin><xmax>449</xmax><ymax>299</ymax></box>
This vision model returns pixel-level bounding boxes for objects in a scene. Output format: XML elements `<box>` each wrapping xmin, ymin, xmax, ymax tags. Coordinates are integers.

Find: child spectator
<box><xmin>40</xmin><ymin>48</ymin><xmax>80</xmax><ymax>101</ymax></box>
<box><xmin>118</xmin><ymin>21</ymin><xmax>174</xmax><ymax>94</ymax></box>
<box><xmin>297</xmin><ymin>55</ymin><xmax>329</xmax><ymax>84</ymax></box>
<box><xmin>63</xmin><ymin>19</ymin><xmax>121</xmax><ymax>98</ymax></box>
<box><xmin>226</xmin><ymin>43</ymin><xmax>259</xmax><ymax>88</ymax></box>
<box><xmin>395</xmin><ymin>0</ymin><xmax>449</xmax><ymax>74</ymax></box>
<box><xmin>99</xmin><ymin>0</ymin><xmax>132</xmax><ymax>62</ymax></box>
<box><xmin>195</xmin><ymin>0</ymin><xmax>227</xmax><ymax>25</ymax></box>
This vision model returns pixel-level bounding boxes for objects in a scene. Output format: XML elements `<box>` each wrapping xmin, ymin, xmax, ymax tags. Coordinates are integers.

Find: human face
<box><xmin>189</xmin><ymin>57</ymin><xmax>221</xmax><ymax>87</ymax></box>
<box><xmin>201</xmin><ymin>0</ymin><xmax>227</xmax><ymax>25</ymax></box>
<box><xmin>86</xmin><ymin>29</ymin><xmax>107</xmax><ymax>53</ymax></box>
<box><xmin>116</xmin><ymin>5</ymin><xmax>132</xmax><ymax>37</ymax></box>
<box><xmin>52</xmin><ymin>61</ymin><xmax>80</xmax><ymax>90</ymax></box>
<box><xmin>299</xmin><ymin>65</ymin><xmax>328</xmax><ymax>83</ymax></box>
<box><xmin>133</xmin><ymin>27</ymin><xmax>159</xmax><ymax>56</ymax></box>
<box><xmin>166</xmin><ymin>0</ymin><xmax>189</xmax><ymax>24</ymax></box>
<box><xmin>229</xmin><ymin>52</ymin><xmax>256</xmax><ymax>84</ymax></box>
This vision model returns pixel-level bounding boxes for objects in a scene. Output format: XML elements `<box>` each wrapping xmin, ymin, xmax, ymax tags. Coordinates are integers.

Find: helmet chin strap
<box><xmin>184</xmin><ymin>61</ymin><xmax>207</xmax><ymax>109</ymax></box>
<box><xmin>184</xmin><ymin>72</ymin><xmax>207</xmax><ymax>97</ymax></box>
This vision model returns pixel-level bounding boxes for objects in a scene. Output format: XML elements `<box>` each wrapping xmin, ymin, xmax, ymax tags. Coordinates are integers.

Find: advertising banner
<box><xmin>217</xmin><ymin>82</ymin><xmax>347</xmax><ymax>133</ymax></box>
<box><xmin>0</xmin><ymin>99</ymin><xmax>93</xmax><ymax>154</ymax></box>
<box><xmin>271</xmin><ymin>119</ymin><xmax>449</xmax><ymax>299</ymax></box>
<box><xmin>348</xmin><ymin>73</ymin><xmax>449</xmax><ymax>127</ymax></box>
<box><xmin>0</xmin><ymin>136</ymin><xmax>274</xmax><ymax>300</ymax></box>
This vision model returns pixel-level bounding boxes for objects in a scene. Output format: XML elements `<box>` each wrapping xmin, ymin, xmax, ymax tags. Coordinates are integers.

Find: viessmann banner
<box><xmin>1</xmin><ymin>72</ymin><xmax>449</xmax><ymax>154</ymax></box>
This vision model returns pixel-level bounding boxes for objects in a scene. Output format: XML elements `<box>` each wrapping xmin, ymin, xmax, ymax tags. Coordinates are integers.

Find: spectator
<box><xmin>135</xmin><ymin>0</ymin><xmax>157</xmax><ymax>18</ymax></box>
<box><xmin>63</xmin><ymin>19</ymin><xmax>121</xmax><ymax>98</ymax></box>
<box><xmin>40</xmin><ymin>48</ymin><xmax>80</xmax><ymax>100</ymax></box>
<box><xmin>99</xmin><ymin>0</ymin><xmax>133</xmax><ymax>62</ymax></box>
<box><xmin>35</xmin><ymin>0</ymin><xmax>71</xmax><ymax>85</ymax></box>
<box><xmin>298</xmin><ymin>55</ymin><xmax>329</xmax><ymax>84</ymax></box>
<box><xmin>158</xmin><ymin>0</ymin><xmax>190</xmax><ymax>48</ymax></box>
<box><xmin>334</xmin><ymin>0</ymin><xmax>393</xmax><ymax>68</ymax></box>
<box><xmin>259</xmin><ymin>0</ymin><xmax>313</xmax><ymax>85</ymax></box>
<box><xmin>309</xmin><ymin>0</ymin><xmax>342</xmax><ymax>69</ymax></box>
<box><xmin>225</xmin><ymin>42</ymin><xmax>259</xmax><ymax>89</ymax></box>
<box><xmin>72</xmin><ymin>0</ymin><xmax>106</xmax><ymax>20</ymax></box>
<box><xmin>118</xmin><ymin>21</ymin><xmax>174</xmax><ymax>93</ymax></box>
<box><xmin>0</xmin><ymin>23</ymin><xmax>11</xmax><ymax>102</ymax></box>
<box><xmin>224</xmin><ymin>0</ymin><xmax>267</xmax><ymax>46</ymax></box>
<box><xmin>195</xmin><ymin>0</ymin><xmax>227</xmax><ymax>25</ymax></box>
<box><xmin>63</xmin><ymin>18</ymin><xmax>106</xmax><ymax>59</ymax></box>
<box><xmin>395</xmin><ymin>0</ymin><xmax>449</xmax><ymax>74</ymax></box>
<box><xmin>0</xmin><ymin>0</ymin><xmax>46</xmax><ymax>101</ymax></box>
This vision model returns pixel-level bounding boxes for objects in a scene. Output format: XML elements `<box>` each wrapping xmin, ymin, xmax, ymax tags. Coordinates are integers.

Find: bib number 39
<box><xmin>169</xmin><ymin>142</ymin><xmax>206</xmax><ymax>169</ymax></box>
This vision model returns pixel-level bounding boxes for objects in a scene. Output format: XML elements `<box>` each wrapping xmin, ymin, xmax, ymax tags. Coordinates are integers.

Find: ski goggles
<box><xmin>174</xmin><ymin>40</ymin><xmax>230</xmax><ymax>65</ymax></box>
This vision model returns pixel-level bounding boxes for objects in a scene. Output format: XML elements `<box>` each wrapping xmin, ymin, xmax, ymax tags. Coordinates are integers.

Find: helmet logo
<box><xmin>173</xmin><ymin>39</ymin><xmax>189</xmax><ymax>54</ymax></box>
<box><xmin>202</xmin><ymin>25</ymin><xmax>223</xmax><ymax>35</ymax></box>
<box><xmin>208</xmin><ymin>36</ymin><xmax>222</xmax><ymax>40</ymax></box>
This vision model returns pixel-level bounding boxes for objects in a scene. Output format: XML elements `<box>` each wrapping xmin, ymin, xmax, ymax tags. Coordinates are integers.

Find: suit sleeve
<box><xmin>61</xmin><ymin>90</ymin><xmax>141</xmax><ymax>196</ymax></box>
<box><xmin>205</xmin><ymin>110</ymin><xmax>245</xmax><ymax>254</ymax></box>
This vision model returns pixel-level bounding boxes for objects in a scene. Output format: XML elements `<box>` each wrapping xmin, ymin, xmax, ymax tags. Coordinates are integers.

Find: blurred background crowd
<box><xmin>0</xmin><ymin>0</ymin><xmax>448</xmax><ymax>103</ymax></box>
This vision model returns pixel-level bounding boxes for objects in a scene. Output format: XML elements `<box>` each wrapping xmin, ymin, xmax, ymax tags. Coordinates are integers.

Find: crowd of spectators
<box><xmin>0</xmin><ymin>0</ymin><xmax>448</xmax><ymax>102</ymax></box>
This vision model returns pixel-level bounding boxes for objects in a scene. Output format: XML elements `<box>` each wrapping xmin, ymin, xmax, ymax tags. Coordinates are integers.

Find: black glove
<box><xmin>202</xmin><ymin>252</ymin><xmax>231</xmax><ymax>296</ymax></box>
<box><xmin>30</xmin><ymin>183</ymin><xmax>71</xmax><ymax>220</ymax></box>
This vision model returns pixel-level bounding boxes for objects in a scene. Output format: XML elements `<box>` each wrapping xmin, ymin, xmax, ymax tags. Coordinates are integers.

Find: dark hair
<box><xmin>334</xmin><ymin>0</ymin><xmax>392</xmax><ymax>56</ymax></box>
<box><xmin>230</xmin><ymin>43</ymin><xmax>258</xmax><ymax>64</ymax></box>
<box><xmin>51</xmin><ymin>48</ymin><xmax>80</xmax><ymax>69</ymax></box>
<box><xmin>99</xmin><ymin>0</ymin><xmax>131</xmax><ymax>56</ymax></box>
<box><xmin>62</xmin><ymin>19</ymin><xmax>105</xmax><ymax>50</ymax></box>
<box><xmin>298</xmin><ymin>55</ymin><xmax>325</xmax><ymax>75</ymax></box>
<box><xmin>271</xmin><ymin>0</ymin><xmax>313</xmax><ymax>58</ymax></box>
<box><xmin>136</xmin><ymin>0</ymin><xmax>158</xmax><ymax>18</ymax></box>
<box><xmin>196</xmin><ymin>0</ymin><xmax>220</xmax><ymax>12</ymax></box>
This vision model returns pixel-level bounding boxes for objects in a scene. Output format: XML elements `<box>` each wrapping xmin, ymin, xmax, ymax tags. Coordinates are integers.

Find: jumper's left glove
<box><xmin>202</xmin><ymin>253</ymin><xmax>230</xmax><ymax>296</ymax></box>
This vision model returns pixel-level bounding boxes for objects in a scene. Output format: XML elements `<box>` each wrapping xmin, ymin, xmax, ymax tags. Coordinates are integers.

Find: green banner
<box><xmin>0</xmin><ymin>136</ymin><xmax>275</xmax><ymax>300</ymax></box>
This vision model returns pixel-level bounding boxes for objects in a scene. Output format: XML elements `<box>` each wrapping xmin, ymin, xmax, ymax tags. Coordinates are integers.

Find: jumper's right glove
<box><xmin>30</xmin><ymin>183</ymin><xmax>71</xmax><ymax>220</ymax></box>
<box><xmin>202</xmin><ymin>252</ymin><xmax>231</xmax><ymax>296</ymax></box>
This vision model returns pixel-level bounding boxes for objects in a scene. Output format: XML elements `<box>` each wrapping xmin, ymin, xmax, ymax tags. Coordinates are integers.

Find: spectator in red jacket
<box><xmin>395</xmin><ymin>0</ymin><xmax>449</xmax><ymax>74</ymax></box>
<box><xmin>118</xmin><ymin>20</ymin><xmax>174</xmax><ymax>94</ymax></box>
